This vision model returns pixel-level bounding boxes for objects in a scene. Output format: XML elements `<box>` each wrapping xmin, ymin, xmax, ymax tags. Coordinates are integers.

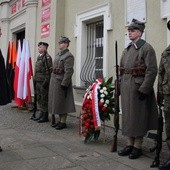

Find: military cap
<box><xmin>128</xmin><ymin>18</ymin><xmax>145</xmax><ymax>32</ymax></box>
<box><xmin>38</xmin><ymin>42</ymin><xmax>49</xmax><ymax>47</ymax></box>
<box><xmin>167</xmin><ymin>20</ymin><xmax>170</xmax><ymax>31</ymax></box>
<box><xmin>58</xmin><ymin>36</ymin><xmax>70</xmax><ymax>44</ymax></box>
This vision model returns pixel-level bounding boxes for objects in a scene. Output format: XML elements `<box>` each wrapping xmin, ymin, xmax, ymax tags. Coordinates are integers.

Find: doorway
<box><xmin>16</xmin><ymin>30</ymin><xmax>25</xmax><ymax>48</ymax></box>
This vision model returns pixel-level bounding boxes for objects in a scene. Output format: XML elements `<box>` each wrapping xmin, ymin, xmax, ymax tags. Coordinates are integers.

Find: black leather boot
<box><xmin>38</xmin><ymin>113</ymin><xmax>49</xmax><ymax>123</ymax></box>
<box><xmin>129</xmin><ymin>147</ymin><xmax>142</xmax><ymax>159</ymax></box>
<box><xmin>51</xmin><ymin>121</ymin><xmax>61</xmax><ymax>128</ymax></box>
<box><xmin>55</xmin><ymin>123</ymin><xmax>67</xmax><ymax>130</ymax></box>
<box><xmin>118</xmin><ymin>146</ymin><xmax>133</xmax><ymax>156</ymax></box>
<box><xmin>159</xmin><ymin>159</ymin><xmax>170</xmax><ymax>170</ymax></box>
<box><xmin>33</xmin><ymin>112</ymin><xmax>44</xmax><ymax>121</ymax></box>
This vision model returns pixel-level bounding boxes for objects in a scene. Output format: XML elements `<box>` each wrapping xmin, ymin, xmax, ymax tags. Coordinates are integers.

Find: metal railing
<box><xmin>80</xmin><ymin>20</ymin><xmax>103</xmax><ymax>87</ymax></box>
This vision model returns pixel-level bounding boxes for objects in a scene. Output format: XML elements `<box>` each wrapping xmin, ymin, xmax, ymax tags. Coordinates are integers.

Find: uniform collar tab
<box><xmin>133</xmin><ymin>39</ymin><xmax>146</xmax><ymax>49</ymax></box>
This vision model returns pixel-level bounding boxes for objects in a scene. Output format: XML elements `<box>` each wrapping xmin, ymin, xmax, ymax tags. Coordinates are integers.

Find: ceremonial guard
<box><xmin>118</xmin><ymin>19</ymin><xmax>158</xmax><ymax>159</ymax></box>
<box><xmin>32</xmin><ymin>42</ymin><xmax>52</xmax><ymax>123</ymax></box>
<box><xmin>48</xmin><ymin>36</ymin><xmax>76</xmax><ymax>130</ymax></box>
<box><xmin>157</xmin><ymin>20</ymin><xmax>170</xmax><ymax>170</ymax></box>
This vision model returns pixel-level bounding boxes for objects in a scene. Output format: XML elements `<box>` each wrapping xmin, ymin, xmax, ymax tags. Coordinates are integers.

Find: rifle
<box><xmin>150</xmin><ymin>104</ymin><xmax>163</xmax><ymax>168</ymax></box>
<box><xmin>44</xmin><ymin>51</ymin><xmax>55</xmax><ymax>125</ymax></box>
<box><xmin>111</xmin><ymin>41</ymin><xmax>120</xmax><ymax>152</ymax></box>
<box><xmin>30</xmin><ymin>80</ymin><xmax>37</xmax><ymax>119</ymax></box>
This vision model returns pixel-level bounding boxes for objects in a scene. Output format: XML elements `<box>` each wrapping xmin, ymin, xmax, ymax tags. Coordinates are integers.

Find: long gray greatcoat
<box><xmin>120</xmin><ymin>39</ymin><xmax>158</xmax><ymax>137</ymax></box>
<box><xmin>48</xmin><ymin>49</ymin><xmax>76</xmax><ymax>115</ymax></box>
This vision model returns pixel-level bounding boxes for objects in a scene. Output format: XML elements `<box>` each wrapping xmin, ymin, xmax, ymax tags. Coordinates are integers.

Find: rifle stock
<box><xmin>33</xmin><ymin>80</ymin><xmax>37</xmax><ymax>116</ymax></box>
<box><xmin>150</xmin><ymin>104</ymin><xmax>163</xmax><ymax>168</ymax></box>
<box><xmin>111</xmin><ymin>41</ymin><xmax>120</xmax><ymax>152</ymax></box>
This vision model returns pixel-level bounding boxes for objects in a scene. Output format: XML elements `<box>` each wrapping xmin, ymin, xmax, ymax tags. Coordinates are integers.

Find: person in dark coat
<box><xmin>118</xmin><ymin>19</ymin><xmax>158</xmax><ymax>159</ymax></box>
<box><xmin>157</xmin><ymin>20</ymin><xmax>170</xmax><ymax>170</ymax></box>
<box><xmin>0</xmin><ymin>26</ymin><xmax>11</xmax><ymax>152</ymax></box>
<box><xmin>48</xmin><ymin>36</ymin><xmax>76</xmax><ymax>130</ymax></box>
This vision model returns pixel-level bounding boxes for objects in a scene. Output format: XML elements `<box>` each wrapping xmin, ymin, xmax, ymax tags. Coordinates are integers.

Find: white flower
<box><xmin>104</xmin><ymin>91</ymin><xmax>108</xmax><ymax>95</ymax></box>
<box><xmin>105</xmin><ymin>100</ymin><xmax>109</xmax><ymax>104</ymax></box>
<box><xmin>100</xmin><ymin>89</ymin><xmax>104</xmax><ymax>93</ymax></box>
<box><xmin>103</xmin><ymin>87</ymin><xmax>107</xmax><ymax>91</ymax></box>
<box><xmin>100</xmin><ymin>99</ymin><xmax>104</xmax><ymax>103</ymax></box>
<box><xmin>100</xmin><ymin>94</ymin><xmax>105</xmax><ymax>98</ymax></box>
<box><xmin>104</xmin><ymin>104</ymin><xmax>107</xmax><ymax>107</ymax></box>
<box><xmin>87</xmin><ymin>95</ymin><xmax>90</xmax><ymax>99</ymax></box>
<box><xmin>89</xmin><ymin>94</ymin><xmax>92</xmax><ymax>99</ymax></box>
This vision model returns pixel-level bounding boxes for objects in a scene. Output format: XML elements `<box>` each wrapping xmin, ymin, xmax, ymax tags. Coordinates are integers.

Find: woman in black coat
<box><xmin>0</xmin><ymin>27</ymin><xmax>11</xmax><ymax>152</ymax></box>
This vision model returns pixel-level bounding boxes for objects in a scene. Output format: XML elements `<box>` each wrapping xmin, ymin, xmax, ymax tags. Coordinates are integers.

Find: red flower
<box><xmin>102</xmin><ymin>106</ymin><xmax>107</xmax><ymax>111</ymax></box>
<box><xmin>90</xmin><ymin>125</ymin><xmax>94</xmax><ymax>129</ymax></box>
<box><xmin>99</xmin><ymin>102</ymin><xmax>103</xmax><ymax>107</ymax></box>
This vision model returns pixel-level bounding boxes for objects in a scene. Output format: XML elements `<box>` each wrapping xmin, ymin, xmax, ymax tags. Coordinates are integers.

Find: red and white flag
<box><xmin>16</xmin><ymin>39</ymin><xmax>33</xmax><ymax>107</ymax></box>
<box><xmin>14</xmin><ymin>40</ymin><xmax>22</xmax><ymax>105</ymax></box>
<box><xmin>17</xmin><ymin>39</ymin><xmax>26</xmax><ymax>106</ymax></box>
<box><xmin>23</xmin><ymin>40</ymin><xmax>33</xmax><ymax>101</ymax></box>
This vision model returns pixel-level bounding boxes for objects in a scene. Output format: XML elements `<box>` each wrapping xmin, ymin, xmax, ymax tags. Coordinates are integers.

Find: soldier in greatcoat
<box><xmin>157</xmin><ymin>20</ymin><xmax>170</xmax><ymax>170</ymax></box>
<box><xmin>118</xmin><ymin>19</ymin><xmax>158</xmax><ymax>159</ymax></box>
<box><xmin>48</xmin><ymin>36</ymin><xmax>76</xmax><ymax>130</ymax></box>
<box><xmin>31</xmin><ymin>42</ymin><xmax>52</xmax><ymax>123</ymax></box>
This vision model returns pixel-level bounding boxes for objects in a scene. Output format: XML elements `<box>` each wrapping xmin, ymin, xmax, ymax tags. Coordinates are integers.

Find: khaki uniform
<box><xmin>34</xmin><ymin>53</ymin><xmax>52</xmax><ymax>113</ymax></box>
<box><xmin>158</xmin><ymin>45</ymin><xmax>170</xmax><ymax>150</ymax></box>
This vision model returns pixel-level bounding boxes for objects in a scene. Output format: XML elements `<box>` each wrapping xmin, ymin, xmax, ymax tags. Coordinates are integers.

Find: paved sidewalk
<box><xmin>0</xmin><ymin>103</ymin><xmax>162</xmax><ymax>170</ymax></box>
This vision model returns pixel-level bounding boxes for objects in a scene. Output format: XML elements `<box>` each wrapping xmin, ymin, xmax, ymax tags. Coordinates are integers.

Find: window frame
<box><xmin>74</xmin><ymin>3</ymin><xmax>113</xmax><ymax>86</ymax></box>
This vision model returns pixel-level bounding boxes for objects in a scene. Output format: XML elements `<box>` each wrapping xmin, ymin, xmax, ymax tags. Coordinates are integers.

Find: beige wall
<box><xmin>0</xmin><ymin>0</ymin><xmax>169</xmax><ymax>127</ymax></box>
<box><xmin>62</xmin><ymin>0</ymin><xmax>168</xmax><ymax>127</ymax></box>
<box><xmin>35</xmin><ymin>0</ymin><xmax>65</xmax><ymax>59</ymax></box>
<box><xmin>64</xmin><ymin>0</ymin><xmax>167</xmax><ymax>75</ymax></box>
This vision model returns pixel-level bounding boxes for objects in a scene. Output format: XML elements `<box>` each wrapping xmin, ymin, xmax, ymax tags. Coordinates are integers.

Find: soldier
<box><xmin>32</xmin><ymin>42</ymin><xmax>52</xmax><ymax>123</ymax></box>
<box><xmin>157</xmin><ymin>20</ymin><xmax>170</xmax><ymax>170</ymax></box>
<box><xmin>48</xmin><ymin>36</ymin><xmax>76</xmax><ymax>130</ymax></box>
<box><xmin>0</xmin><ymin>26</ymin><xmax>11</xmax><ymax>152</ymax></box>
<box><xmin>118</xmin><ymin>19</ymin><xmax>158</xmax><ymax>159</ymax></box>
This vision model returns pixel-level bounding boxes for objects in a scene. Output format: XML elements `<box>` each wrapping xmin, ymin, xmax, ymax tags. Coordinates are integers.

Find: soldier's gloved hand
<box><xmin>138</xmin><ymin>91</ymin><xmax>147</xmax><ymax>100</ymax></box>
<box><xmin>157</xmin><ymin>92</ymin><xmax>164</xmax><ymax>106</ymax></box>
<box><xmin>61</xmin><ymin>85</ymin><xmax>67</xmax><ymax>98</ymax></box>
<box><xmin>49</xmin><ymin>67</ymin><xmax>53</xmax><ymax>73</ymax></box>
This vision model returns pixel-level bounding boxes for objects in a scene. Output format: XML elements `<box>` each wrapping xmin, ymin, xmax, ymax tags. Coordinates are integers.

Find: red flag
<box><xmin>17</xmin><ymin>39</ymin><xmax>26</xmax><ymax>107</ymax></box>
<box><xmin>23</xmin><ymin>40</ymin><xmax>33</xmax><ymax>102</ymax></box>
<box><xmin>16</xmin><ymin>39</ymin><xmax>33</xmax><ymax>107</ymax></box>
<box><xmin>14</xmin><ymin>40</ymin><xmax>22</xmax><ymax>106</ymax></box>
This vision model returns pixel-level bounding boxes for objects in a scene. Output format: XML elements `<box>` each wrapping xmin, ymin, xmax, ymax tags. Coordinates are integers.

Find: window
<box><xmin>75</xmin><ymin>3</ymin><xmax>112</xmax><ymax>87</ymax></box>
<box><xmin>80</xmin><ymin>20</ymin><xmax>103</xmax><ymax>87</ymax></box>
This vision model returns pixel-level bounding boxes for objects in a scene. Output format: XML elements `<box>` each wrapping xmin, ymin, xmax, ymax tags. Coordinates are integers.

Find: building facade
<box><xmin>0</xmin><ymin>0</ymin><xmax>170</xmax><ymax>127</ymax></box>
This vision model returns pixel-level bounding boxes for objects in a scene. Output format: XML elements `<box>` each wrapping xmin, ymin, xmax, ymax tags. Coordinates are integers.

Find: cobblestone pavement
<box><xmin>0</xmin><ymin>103</ymin><xmax>167</xmax><ymax>170</ymax></box>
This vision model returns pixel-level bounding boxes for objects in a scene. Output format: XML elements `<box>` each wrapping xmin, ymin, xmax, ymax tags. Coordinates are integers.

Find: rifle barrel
<box><xmin>111</xmin><ymin>41</ymin><xmax>120</xmax><ymax>152</ymax></box>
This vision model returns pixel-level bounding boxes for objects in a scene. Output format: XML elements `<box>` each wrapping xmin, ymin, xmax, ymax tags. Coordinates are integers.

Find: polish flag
<box><xmin>17</xmin><ymin>39</ymin><xmax>26</xmax><ymax>106</ymax></box>
<box><xmin>23</xmin><ymin>40</ymin><xmax>33</xmax><ymax>101</ymax></box>
<box><xmin>14</xmin><ymin>40</ymin><xmax>22</xmax><ymax>105</ymax></box>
